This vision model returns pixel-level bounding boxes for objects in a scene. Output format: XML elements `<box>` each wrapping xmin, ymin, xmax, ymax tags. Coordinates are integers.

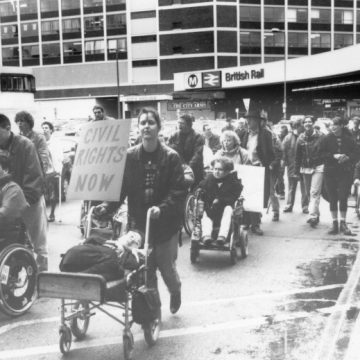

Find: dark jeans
<box><xmin>276</xmin><ymin>166</ymin><xmax>285</xmax><ymax>195</ymax></box>
<box><xmin>286</xmin><ymin>175</ymin><xmax>309</xmax><ymax>210</ymax></box>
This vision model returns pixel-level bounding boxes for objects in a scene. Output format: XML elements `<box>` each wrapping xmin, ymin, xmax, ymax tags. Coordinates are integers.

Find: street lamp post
<box><xmin>272</xmin><ymin>26</ymin><xmax>288</xmax><ymax>120</ymax></box>
<box><xmin>115</xmin><ymin>48</ymin><xmax>121</xmax><ymax>120</ymax></box>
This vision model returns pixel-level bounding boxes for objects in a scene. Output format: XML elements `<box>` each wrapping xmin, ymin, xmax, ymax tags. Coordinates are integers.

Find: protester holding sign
<box><xmin>96</xmin><ymin>108</ymin><xmax>187</xmax><ymax>315</ymax></box>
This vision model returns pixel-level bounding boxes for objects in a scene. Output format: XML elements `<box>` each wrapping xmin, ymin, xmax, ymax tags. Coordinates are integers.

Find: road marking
<box><xmin>0</xmin><ymin>283</ymin><xmax>343</xmax><ymax>337</ymax></box>
<box><xmin>0</xmin><ymin>310</ymin><xmax>331</xmax><ymax>359</ymax></box>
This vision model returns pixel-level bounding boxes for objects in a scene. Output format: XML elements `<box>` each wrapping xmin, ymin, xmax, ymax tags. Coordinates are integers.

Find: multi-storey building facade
<box><xmin>0</xmin><ymin>0</ymin><xmax>359</xmax><ymax>121</ymax></box>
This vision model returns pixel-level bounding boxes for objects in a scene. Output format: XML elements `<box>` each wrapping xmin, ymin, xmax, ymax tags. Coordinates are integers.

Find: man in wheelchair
<box><xmin>0</xmin><ymin>151</ymin><xmax>29</xmax><ymax>246</ymax></box>
<box><xmin>196</xmin><ymin>157</ymin><xmax>242</xmax><ymax>246</ymax></box>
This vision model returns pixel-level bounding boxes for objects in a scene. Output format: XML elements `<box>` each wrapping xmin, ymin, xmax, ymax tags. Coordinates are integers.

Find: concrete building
<box><xmin>0</xmin><ymin>0</ymin><xmax>359</xmax><ymax>121</ymax></box>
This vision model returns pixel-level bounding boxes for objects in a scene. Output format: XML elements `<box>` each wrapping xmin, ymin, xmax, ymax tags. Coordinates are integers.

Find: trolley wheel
<box><xmin>70</xmin><ymin>301</ymin><xmax>90</xmax><ymax>340</ymax></box>
<box><xmin>0</xmin><ymin>244</ymin><xmax>37</xmax><ymax>317</ymax></box>
<box><xmin>143</xmin><ymin>314</ymin><xmax>161</xmax><ymax>346</ymax></box>
<box><xmin>183</xmin><ymin>193</ymin><xmax>196</xmax><ymax>236</ymax></box>
<box><xmin>123</xmin><ymin>332</ymin><xmax>134</xmax><ymax>360</ymax></box>
<box><xmin>190</xmin><ymin>247</ymin><xmax>199</xmax><ymax>264</ymax></box>
<box><xmin>59</xmin><ymin>326</ymin><xmax>72</xmax><ymax>355</ymax></box>
<box><xmin>239</xmin><ymin>229</ymin><xmax>249</xmax><ymax>259</ymax></box>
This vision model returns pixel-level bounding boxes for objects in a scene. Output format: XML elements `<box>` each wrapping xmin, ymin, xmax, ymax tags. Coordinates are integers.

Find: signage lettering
<box><xmin>225</xmin><ymin>69</ymin><xmax>264</xmax><ymax>82</ymax></box>
<box><xmin>168</xmin><ymin>101</ymin><xmax>209</xmax><ymax>111</ymax></box>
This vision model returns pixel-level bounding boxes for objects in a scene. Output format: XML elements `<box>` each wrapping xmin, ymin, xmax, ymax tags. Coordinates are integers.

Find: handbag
<box><xmin>132</xmin><ymin>285</ymin><xmax>161</xmax><ymax>325</ymax></box>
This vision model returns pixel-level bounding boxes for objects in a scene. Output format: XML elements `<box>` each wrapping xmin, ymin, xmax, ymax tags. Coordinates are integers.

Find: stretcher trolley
<box><xmin>37</xmin><ymin>209</ymin><xmax>161</xmax><ymax>359</ymax></box>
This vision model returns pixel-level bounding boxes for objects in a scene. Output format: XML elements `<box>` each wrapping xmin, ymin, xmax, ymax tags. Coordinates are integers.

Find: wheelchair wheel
<box><xmin>0</xmin><ymin>244</ymin><xmax>37</xmax><ymax>317</ymax></box>
<box><xmin>143</xmin><ymin>314</ymin><xmax>161</xmax><ymax>346</ymax></box>
<box><xmin>70</xmin><ymin>301</ymin><xmax>90</xmax><ymax>340</ymax></box>
<box><xmin>239</xmin><ymin>228</ymin><xmax>249</xmax><ymax>259</ymax></box>
<box><xmin>59</xmin><ymin>325</ymin><xmax>72</xmax><ymax>355</ymax></box>
<box><xmin>183</xmin><ymin>193</ymin><xmax>196</xmax><ymax>236</ymax></box>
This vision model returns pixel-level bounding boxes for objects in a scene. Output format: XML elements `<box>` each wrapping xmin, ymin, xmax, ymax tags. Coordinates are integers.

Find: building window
<box><xmin>83</xmin><ymin>0</ymin><xmax>103</xmax><ymax>14</ymax></box>
<box><xmin>131</xmin><ymin>11</ymin><xmax>156</xmax><ymax>19</ymax></box>
<box><xmin>264</xmin><ymin>6</ymin><xmax>284</xmax><ymax>23</ymax></box>
<box><xmin>84</xmin><ymin>15</ymin><xmax>104</xmax><ymax>37</ymax></box>
<box><xmin>41</xmin><ymin>20</ymin><xmax>59</xmax><ymax>36</ymax></box>
<box><xmin>61</xmin><ymin>0</ymin><xmax>80</xmax><ymax>16</ymax></box>
<box><xmin>19</xmin><ymin>0</ymin><xmax>38</xmax><ymax>19</ymax></box>
<box><xmin>311</xmin><ymin>32</ymin><xmax>331</xmax><ymax>54</ymax></box>
<box><xmin>85</xmin><ymin>39</ymin><xmax>104</xmax><ymax>61</ymax></box>
<box><xmin>2</xmin><ymin>46</ymin><xmax>20</xmax><ymax>66</ymax></box>
<box><xmin>334</xmin><ymin>32</ymin><xmax>353</xmax><ymax>49</ymax></box>
<box><xmin>334</xmin><ymin>10</ymin><xmax>353</xmax><ymax>25</ymax></box>
<box><xmin>1</xmin><ymin>24</ymin><xmax>18</xmax><ymax>42</ymax></box>
<box><xmin>63</xmin><ymin>41</ymin><xmax>82</xmax><ymax>63</ymax></box>
<box><xmin>240</xmin><ymin>56</ymin><xmax>261</xmax><ymax>66</ymax></box>
<box><xmin>288</xmin><ymin>7</ymin><xmax>308</xmax><ymax>23</ymax></box>
<box><xmin>311</xmin><ymin>8</ymin><xmax>331</xmax><ymax>24</ymax></box>
<box><xmin>21</xmin><ymin>22</ymin><xmax>39</xmax><ymax>43</ymax></box>
<box><xmin>0</xmin><ymin>74</ymin><xmax>35</xmax><ymax>92</ymax></box>
<box><xmin>264</xmin><ymin>31</ymin><xmax>284</xmax><ymax>54</ymax></box>
<box><xmin>107</xmin><ymin>38</ymin><xmax>127</xmax><ymax>60</ymax></box>
<box><xmin>40</xmin><ymin>0</ymin><xmax>58</xmax><ymax>17</ymax></box>
<box><xmin>62</xmin><ymin>18</ymin><xmax>81</xmax><ymax>35</ymax></box>
<box><xmin>239</xmin><ymin>5</ymin><xmax>261</xmax><ymax>22</ymax></box>
<box><xmin>132</xmin><ymin>35</ymin><xmax>157</xmax><ymax>43</ymax></box>
<box><xmin>0</xmin><ymin>1</ymin><xmax>18</xmax><ymax>22</ymax></box>
<box><xmin>106</xmin><ymin>0</ymin><xmax>126</xmax><ymax>11</ymax></box>
<box><xmin>218</xmin><ymin>31</ymin><xmax>237</xmax><ymax>52</ymax></box>
<box><xmin>22</xmin><ymin>44</ymin><xmax>40</xmax><ymax>66</ymax></box>
<box><xmin>240</xmin><ymin>31</ymin><xmax>261</xmax><ymax>54</ymax></box>
<box><xmin>288</xmin><ymin>32</ymin><xmax>308</xmax><ymax>55</ymax></box>
<box><xmin>217</xmin><ymin>6</ymin><xmax>237</xmax><ymax>27</ymax></box>
<box><xmin>107</xmin><ymin>14</ymin><xmax>126</xmax><ymax>36</ymax></box>
<box><xmin>132</xmin><ymin>59</ymin><xmax>157</xmax><ymax>67</ymax></box>
<box><xmin>42</xmin><ymin>42</ymin><xmax>61</xmax><ymax>65</ymax></box>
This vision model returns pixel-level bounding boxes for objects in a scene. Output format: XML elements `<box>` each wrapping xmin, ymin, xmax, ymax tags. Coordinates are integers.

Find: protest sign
<box><xmin>67</xmin><ymin>119</ymin><xmax>131</xmax><ymax>201</ymax></box>
<box><xmin>234</xmin><ymin>164</ymin><xmax>265</xmax><ymax>212</ymax></box>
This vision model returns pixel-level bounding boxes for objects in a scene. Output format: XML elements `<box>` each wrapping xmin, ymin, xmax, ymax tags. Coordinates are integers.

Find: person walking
<box><xmin>92</xmin><ymin>105</ymin><xmax>115</xmax><ymax>121</ymax></box>
<box><xmin>42</xmin><ymin>121</ymin><xmax>64</xmax><ymax>222</ymax></box>
<box><xmin>168</xmin><ymin>114</ymin><xmax>204</xmax><ymax>186</ymax></box>
<box><xmin>96</xmin><ymin>108</ymin><xmax>187</xmax><ymax>314</ymax></box>
<box><xmin>320</xmin><ymin>116</ymin><xmax>357</xmax><ymax>235</ymax></box>
<box><xmin>275</xmin><ymin>124</ymin><xmax>289</xmax><ymax>199</ymax></box>
<box><xmin>15</xmin><ymin>111</ymin><xmax>50</xmax><ymax>175</ymax></box>
<box><xmin>282</xmin><ymin>118</ymin><xmax>308</xmax><ymax>213</ymax></box>
<box><xmin>239</xmin><ymin>110</ymin><xmax>275</xmax><ymax>235</ymax></box>
<box><xmin>295</xmin><ymin>116</ymin><xmax>325</xmax><ymax>227</ymax></box>
<box><xmin>0</xmin><ymin>114</ymin><xmax>48</xmax><ymax>270</ymax></box>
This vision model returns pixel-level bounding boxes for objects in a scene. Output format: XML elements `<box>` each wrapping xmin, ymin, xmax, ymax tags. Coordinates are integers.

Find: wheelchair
<box><xmin>189</xmin><ymin>189</ymin><xmax>249</xmax><ymax>265</ymax></box>
<box><xmin>0</xmin><ymin>225</ymin><xmax>38</xmax><ymax>317</ymax></box>
<box><xmin>80</xmin><ymin>200</ymin><xmax>127</xmax><ymax>239</ymax></box>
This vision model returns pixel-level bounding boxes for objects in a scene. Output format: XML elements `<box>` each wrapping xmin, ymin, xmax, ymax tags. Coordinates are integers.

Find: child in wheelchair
<box><xmin>0</xmin><ymin>151</ymin><xmax>29</xmax><ymax>246</ymax></box>
<box><xmin>197</xmin><ymin>157</ymin><xmax>242</xmax><ymax>246</ymax></box>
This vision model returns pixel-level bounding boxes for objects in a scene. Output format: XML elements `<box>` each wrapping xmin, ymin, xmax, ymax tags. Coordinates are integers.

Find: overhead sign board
<box><xmin>167</xmin><ymin>100</ymin><xmax>210</xmax><ymax>111</ymax></box>
<box><xmin>184</xmin><ymin>72</ymin><xmax>202</xmax><ymax>89</ymax></box>
<box><xmin>202</xmin><ymin>71</ymin><xmax>221</xmax><ymax>88</ymax></box>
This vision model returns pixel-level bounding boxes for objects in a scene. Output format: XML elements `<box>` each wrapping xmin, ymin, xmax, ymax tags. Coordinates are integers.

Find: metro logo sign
<box><xmin>184</xmin><ymin>72</ymin><xmax>202</xmax><ymax>89</ymax></box>
<box><xmin>202</xmin><ymin>71</ymin><xmax>221</xmax><ymax>88</ymax></box>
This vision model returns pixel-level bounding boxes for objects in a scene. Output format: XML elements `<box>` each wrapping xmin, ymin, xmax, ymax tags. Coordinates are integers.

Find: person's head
<box><xmin>292</xmin><ymin>118</ymin><xmax>304</xmax><ymax>134</ymax></box>
<box><xmin>0</xmin><ymin>114</ymin><xmax>11</xmax><ymax>147</ymax></box>
<box><xmin>280</xmin><ymin>125</ymin><xmax>289</xmax><ymax>138</ymax></box>
<box><xmin>203</xmin><ymin>123</ymin><xmax>213</xmax><ymax>138</ymax></box>
<box><xmin>238</xmin><ymin>118</ymin><xmax>247</xmax><ymax>130</ymax></box>
<box><xmin>226</xmin><ymin>117</ymin><xmax>233</xmax><ymax>125</ymax></box>
<box><xmin>137</xmin><ymin>108</ymin><xmax>161</xmax><ymax>141</ymax></box>
<box><xmin>244</xmin><ymin>110</ymin><xmax>263</xmax><ymax>132</ymax></box>
<box><xmin>303</xmin><ymin>116</ymin><xmax>315</xmax><ymax>133</ymax></box>
<box><xmin>42</xmin><ymin>121</ymin><xmax>54</xmax><ymax>140</ymax></box>
<box><xmin>351</xmin><ymin>116</ymin><xmax>360</xmax><ymax>130</ymax></box>
<box><xmin>330</xmin><ymin>116</ymin><xmax>346</xmax><ymax>136</ymax></box>
<box><xmin>178</xmin><ymin>114</ymin><xmax>193</xmax><ymax>134</ymax></box>
<box><xmin>14</xmin><ymin>111</ymin><xmax>34</xmax><ymax>134</ymax></box>
<box><xmin>93</xmin><ymin>105</ymin><xmax>105</xmax><ymax>121</ymax></box>
<box><xmin>211</xmin><ymin>156</ymin><xmax>234</xmax><ymax>180</ymax></box>
<box><xmin>221</xmin><ymin>130</ymin><xmax>240</xmax><ymax>151</ymax></box>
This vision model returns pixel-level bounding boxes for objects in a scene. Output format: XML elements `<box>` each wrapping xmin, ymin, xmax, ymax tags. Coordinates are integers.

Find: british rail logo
<box><xmin>225</xmin><ymin>68</ymin><xmax>264</xmax><ymax>82</ymax></box>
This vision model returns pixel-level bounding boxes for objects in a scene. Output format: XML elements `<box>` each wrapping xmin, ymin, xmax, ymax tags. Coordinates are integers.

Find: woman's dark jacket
<box><xmin>198</xmin><ymin>172</ymin><xmax>242</xmax><ymax>221</ymax></box>
<box><xmin>168</xmin><ymin>129</ymin><xmax>204</xmax><ymax>185</ymax></box>
<box><xmin>107</xmin><ymin>143</ymin><xmax>186</xmax><ymax>245</ymax></box>
<box><xmin>319</xmin><ymin>130</ymin><xmax>357</xmax><ymax>175</ymax></box>
<box><xmin>295</xmin><ymin>130</ymin><xmax>324</xmax><ymax>174</ymax></box>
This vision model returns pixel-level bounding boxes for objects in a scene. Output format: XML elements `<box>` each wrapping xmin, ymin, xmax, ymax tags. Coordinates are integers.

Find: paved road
<box><xmin>0</xmin><ymin>197</ymin><xmax>360</xmax><ymax>360</ymax></box>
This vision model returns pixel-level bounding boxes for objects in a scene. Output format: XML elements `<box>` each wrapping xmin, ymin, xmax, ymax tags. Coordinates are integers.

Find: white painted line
<box><xmin>0</xmin><ymin>284</ymin><xmax>343</xmax><ymax>337</ymax></box>
<box><xmin>0</xmin><ymin>310</ymin><xmax>329</xmax><ymax>359</ymax></box>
